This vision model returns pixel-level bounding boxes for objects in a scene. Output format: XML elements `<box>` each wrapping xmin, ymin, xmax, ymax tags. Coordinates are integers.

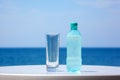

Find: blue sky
<box><xmin>0</xmin><ymin>0</ymin><xmax>120</xmax><ymax>47</ymax></box>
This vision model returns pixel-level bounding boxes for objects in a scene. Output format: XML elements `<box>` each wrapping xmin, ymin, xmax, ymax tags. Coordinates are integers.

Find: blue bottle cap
<box><xmin>70</xmin><ymin>22</ymin><xmax>78</xmax><ymax>30</ymax></box>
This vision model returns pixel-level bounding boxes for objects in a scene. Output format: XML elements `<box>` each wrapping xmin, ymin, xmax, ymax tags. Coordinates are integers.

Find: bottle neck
<box><xmin>71</xmin><ymin>26</ymin><xmax>77</xmax><ymax>30</ymax></box>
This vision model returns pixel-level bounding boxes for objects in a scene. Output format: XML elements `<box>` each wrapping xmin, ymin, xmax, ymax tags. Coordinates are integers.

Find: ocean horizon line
<box><xmin>0</xmin><ymin>47</ymin><xmax>120</xmax><ymax>49</ymax></box>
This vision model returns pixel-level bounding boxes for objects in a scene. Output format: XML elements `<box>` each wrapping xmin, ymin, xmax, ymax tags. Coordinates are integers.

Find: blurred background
<box><xmin>0</xmin><ymin>0</ymin><xmax>120</xmax><ymax>66</ymax></box>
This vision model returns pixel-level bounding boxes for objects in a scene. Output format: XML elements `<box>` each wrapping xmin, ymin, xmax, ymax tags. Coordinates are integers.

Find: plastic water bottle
<box><xmin>66</xmin><ymin>22</ymin><xmax>82</xmax><ymax>72</ymax></box>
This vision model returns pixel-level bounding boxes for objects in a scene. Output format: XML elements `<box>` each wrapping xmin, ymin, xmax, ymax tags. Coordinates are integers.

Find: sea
<box><xmin>0</xmin><ymin>48</ymin><xmax>120</xmax><ymax>66</ymax></box>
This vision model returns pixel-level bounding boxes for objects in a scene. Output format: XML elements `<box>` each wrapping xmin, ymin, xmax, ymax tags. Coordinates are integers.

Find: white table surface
<box><xmin>0</xmin><ymin>65</ymin><xmax>120</xmax><ymax>80</ymax></box>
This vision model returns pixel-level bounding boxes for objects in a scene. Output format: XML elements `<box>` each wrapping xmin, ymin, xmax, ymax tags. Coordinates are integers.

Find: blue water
<box><xmin>0</xmin><ymin>48</ymin><xmax>120</xmax><ymax>66</ymax></box>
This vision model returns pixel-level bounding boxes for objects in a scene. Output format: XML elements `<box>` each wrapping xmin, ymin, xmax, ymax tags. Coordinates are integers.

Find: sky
<box><xmin>0</xmin><ymin>0</ymin><xmax>120</xmax><ymax>48</ymax></box>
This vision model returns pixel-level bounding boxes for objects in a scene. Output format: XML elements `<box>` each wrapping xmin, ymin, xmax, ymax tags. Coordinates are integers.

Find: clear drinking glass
<box><xmin>46</xmin><ymin>33</ymin><xmax>59</xmax><ymax>71</ymax></box>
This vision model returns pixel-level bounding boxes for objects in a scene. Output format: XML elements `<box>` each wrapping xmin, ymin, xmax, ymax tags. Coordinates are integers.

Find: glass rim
<box><xmin>46</xmin><ymin>33</ymin><xmax>60</xmax><ymax>36</ymax></box>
